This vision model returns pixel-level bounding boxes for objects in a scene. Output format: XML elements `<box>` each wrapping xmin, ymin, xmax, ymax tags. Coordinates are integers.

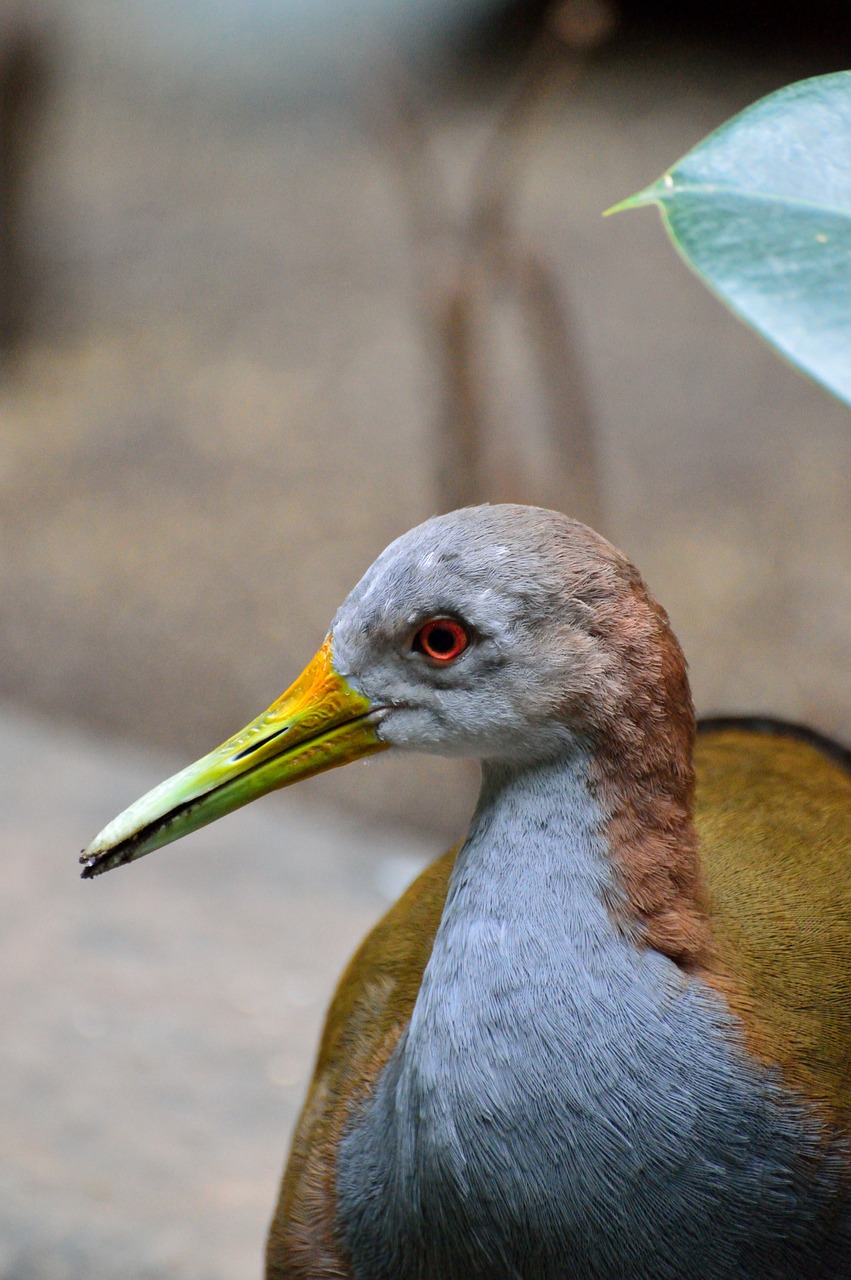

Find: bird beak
<box><xmin>80</xmin><ymin>637</ymin><xmax>388</xmax><ymax>879</ymax></box>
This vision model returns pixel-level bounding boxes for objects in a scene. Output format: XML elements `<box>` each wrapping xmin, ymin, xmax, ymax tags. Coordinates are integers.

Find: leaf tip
<box><xmin>603</xmin><ymin>176</ymin><xmax>670</xmax><ymax>218</ymax></box>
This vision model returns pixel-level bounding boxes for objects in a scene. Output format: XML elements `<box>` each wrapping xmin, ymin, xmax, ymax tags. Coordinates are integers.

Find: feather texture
<box><xmin>268</xmin><ymin>722</ymin><xmax>851</xmax><ymax>1279</ymax></box>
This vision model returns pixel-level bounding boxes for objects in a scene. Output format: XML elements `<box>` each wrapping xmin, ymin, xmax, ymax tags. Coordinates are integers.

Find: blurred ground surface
<box><xmin>0</xmin><ymin>9</ymin><xmax>849</xmax><ymax>1278</ymax></box>
<box><xmin>0</xmin><ymin>702</ymin><xmax>432</xmax><ymax>1278</ymax></box>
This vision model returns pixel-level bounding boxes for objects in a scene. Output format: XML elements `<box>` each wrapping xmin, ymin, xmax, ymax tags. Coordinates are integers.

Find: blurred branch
<box><xmin>469</xmin><ymin>0</ymin><xmax>616</xmax><ymax>249</ymax></box>
<box><xmin>366</xmin><ymin>0</ymin><xmax>618</xmax><ymax>527</ymax></box>
<box><xmin>0</xmin><ymin>2</ymin><xmax>54</xmax><ymax>365</ymax></box>
<box><xmin>433</xmin><ymin>274</ymin><xmax>483</xmax><ymax>511</ymax></box>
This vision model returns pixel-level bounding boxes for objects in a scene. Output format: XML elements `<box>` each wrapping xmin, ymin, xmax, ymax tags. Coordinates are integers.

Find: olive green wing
<box><xmin>696</xmin><ymin>721</ymin><xmax>851</xmax><ymax>1130</ymax></box>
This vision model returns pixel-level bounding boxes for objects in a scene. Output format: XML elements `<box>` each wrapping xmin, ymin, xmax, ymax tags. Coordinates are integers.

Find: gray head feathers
<box><xmin>330</xmin><ymin>505</ymin><xmax>690</xmax><ymax>767</ymax></box>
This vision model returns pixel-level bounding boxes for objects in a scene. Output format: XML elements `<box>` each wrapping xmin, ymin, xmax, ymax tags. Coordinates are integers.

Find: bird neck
<box><xmin>450</xmin><ymin>751</ymin><xmax>631</xmax><ymax>947</ymax></box>
<box><xmin>581</xmin><ymin>720</ymin><xmax>715</xmax><ymax>972</ymax></box>
<box><xmin>396</xmin><ymin>744</ymin><xmax>697</xmax><ymax>1091</ymax></box>
<box><xmin>460</xmin><ymin>730</ymin><xmax>713</xmax><ymax>973</ymax></box>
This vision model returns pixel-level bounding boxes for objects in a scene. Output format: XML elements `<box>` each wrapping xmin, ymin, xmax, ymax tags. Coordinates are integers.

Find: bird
<box><xmin>81</xmin><ymin>504</ymin><xmax>851</xmax><ymax>1280</ymax></box>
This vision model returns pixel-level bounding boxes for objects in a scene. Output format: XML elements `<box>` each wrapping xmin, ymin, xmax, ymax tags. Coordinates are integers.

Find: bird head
<box><xmin>81</xmin><ymin>505</ymin><xmax>690</xmax><ymax>878</ymax></box>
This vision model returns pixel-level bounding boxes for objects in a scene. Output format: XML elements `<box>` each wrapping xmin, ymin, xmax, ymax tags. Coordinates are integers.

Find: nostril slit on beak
<box><xmin>231</xmin><ymin>725</ymin><xmax>291</xmax><ymax>762</ymax></box>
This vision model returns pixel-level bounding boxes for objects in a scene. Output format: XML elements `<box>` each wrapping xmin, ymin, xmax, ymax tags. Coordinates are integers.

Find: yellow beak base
<box><xmin>80</xmin><ymin>638</ymin><xmax>387</xmax><ymax>878</ymax></box>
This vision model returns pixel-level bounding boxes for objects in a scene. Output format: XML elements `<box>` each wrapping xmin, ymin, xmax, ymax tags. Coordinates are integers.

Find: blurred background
<box><xmin>1</xmin><ymin>1</ymin><xmax>849</xmax><ymax>1276</ymax></box>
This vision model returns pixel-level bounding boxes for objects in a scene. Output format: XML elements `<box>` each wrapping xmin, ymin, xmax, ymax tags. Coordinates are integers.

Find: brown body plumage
<box><xmin>269</xmin><ymin>722</ymin><xmax>851</xmax><ymax>1278</ymax></box>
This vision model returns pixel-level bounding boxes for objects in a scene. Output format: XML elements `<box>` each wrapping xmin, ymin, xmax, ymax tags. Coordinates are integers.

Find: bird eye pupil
<box><xmin>428</xmin><ymin>626</ymin><xmax>456</xmax><ymax>654</ymax></box>
<box><xmin>414</xmin><ymin>618</ymin><xmax>469</xmax><ymax>662</ymax></box>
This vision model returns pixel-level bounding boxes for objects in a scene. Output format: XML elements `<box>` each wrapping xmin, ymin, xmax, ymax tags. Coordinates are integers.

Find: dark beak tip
<box><xmin>80</xmin><ymin>850</ymin><xmax>111</xmax><ymax>879</ymax></box>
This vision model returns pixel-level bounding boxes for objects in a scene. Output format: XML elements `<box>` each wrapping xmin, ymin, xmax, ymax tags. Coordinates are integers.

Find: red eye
<box><xmin>412</xmin><ymin>618</ymin><xmax>469</xmax><ymax>663</ymax></box>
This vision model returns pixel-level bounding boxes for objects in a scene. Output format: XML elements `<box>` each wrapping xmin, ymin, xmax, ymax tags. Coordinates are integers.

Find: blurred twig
<box><xmin>0</xmin><ymin>2</ymin><xmax>53</xmax><ymax>365</ymax></box>
<box><xmin>366</xmin><ymin>0</ymin><xmax>618</xmax><ymax>526</ymax></box>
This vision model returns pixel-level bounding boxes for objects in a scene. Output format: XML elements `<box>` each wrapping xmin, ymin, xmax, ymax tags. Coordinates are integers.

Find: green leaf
<box><xmin>609</xmin><ymin>72</ymin><xmax>851</xmax><ymax>407</ymax></box>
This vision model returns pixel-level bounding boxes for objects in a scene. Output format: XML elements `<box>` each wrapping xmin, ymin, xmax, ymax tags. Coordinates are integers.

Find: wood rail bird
<box><xmin>80</xmin><ymin>505</ymin><xmax>851</xmax><ymax>1280</ymax></box>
